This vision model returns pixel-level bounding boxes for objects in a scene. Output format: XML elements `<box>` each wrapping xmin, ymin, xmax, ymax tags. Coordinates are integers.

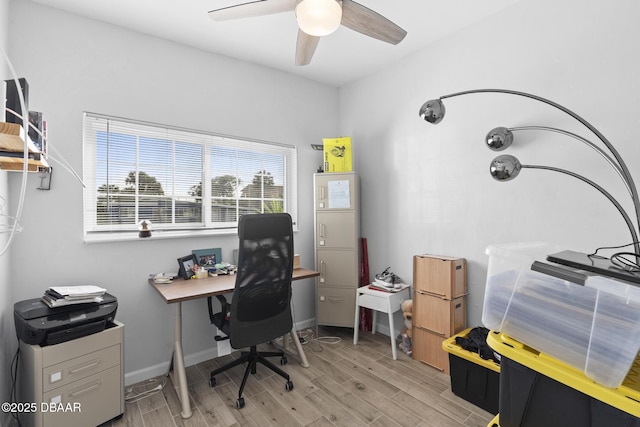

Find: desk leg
<box><xmin>173</xmin><ymin>302</ymin><xmax>192</xmax><ymax>419</ymax></box>
<box><xmin>289</xmin><ymin>328</ymin><xmax>310</xmax><ymax>368</ymax></box>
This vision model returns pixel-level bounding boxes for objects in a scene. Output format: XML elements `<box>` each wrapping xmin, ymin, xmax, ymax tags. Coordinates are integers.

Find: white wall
<box><xmin>339</xmin><ymin>0</ymin><xmax>640</xmax><ymax>328</ymax></box>
<box><xmin>7</xmin><ymin>0</ymin><xmax>338</xmax><ymax>384</ymax></box>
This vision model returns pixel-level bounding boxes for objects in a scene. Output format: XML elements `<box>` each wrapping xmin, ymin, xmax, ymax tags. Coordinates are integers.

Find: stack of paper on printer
<box><xmin>41</xmin><ymin>285</ymin><xmax>107</xmax><ymax>308</ymax></box>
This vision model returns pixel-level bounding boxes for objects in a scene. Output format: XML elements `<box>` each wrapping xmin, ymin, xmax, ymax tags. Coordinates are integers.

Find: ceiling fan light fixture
<box><xmin>295</xmin><ymin>0</ymin><xmax>342</xmax><ymax>37</ymax></box>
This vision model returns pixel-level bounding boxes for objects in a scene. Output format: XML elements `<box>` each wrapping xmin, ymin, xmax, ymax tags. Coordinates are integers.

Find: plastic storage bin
<box><xmin>442</xmin><ymin>328</ymin><xmax>500</xmax><ymax>415</ymax></box>
<box><xmin>482</xmin><ymin>242</ymin><xmax>640</xmax><ymax>388</ymax></box>
<box><xmin>487</xmin><ymin>331</ymin><xmax>640</xmax><ymax>426</ymax></box>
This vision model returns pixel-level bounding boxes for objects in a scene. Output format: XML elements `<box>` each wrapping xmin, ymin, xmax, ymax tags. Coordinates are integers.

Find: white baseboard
<box><xmin>124</xmin><ymin>318</ymin><xmax>317</xmax><ymax>386</ymax></box>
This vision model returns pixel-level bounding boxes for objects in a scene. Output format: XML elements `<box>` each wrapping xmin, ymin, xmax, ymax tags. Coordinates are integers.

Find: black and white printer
<box><xmin>14</xmin><ymin>293</ymin><xmax>118</xmax><ymax>346</ymax></box>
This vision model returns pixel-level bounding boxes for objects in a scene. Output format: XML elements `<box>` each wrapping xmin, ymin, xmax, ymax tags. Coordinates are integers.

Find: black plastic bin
<box><xmin>488</xmin><ymin>331</ymin><xmax>640</xmax><ymax>427</ymax></box>
<box><xmin>442</xmin><ymin>328</ymin><xmax>500</xmax><ymax>415</ymax></box>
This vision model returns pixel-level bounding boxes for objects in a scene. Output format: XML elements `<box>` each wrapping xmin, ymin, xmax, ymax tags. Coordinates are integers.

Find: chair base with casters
<box><xmin>207</xmin><ymin>294</ymin><xmax>294</xmax><ymax>409</ymax></box>
<box><xmin>208</xmin><ymin>345</ymin><xmax>294</xmax><ymax>409</ymax></box>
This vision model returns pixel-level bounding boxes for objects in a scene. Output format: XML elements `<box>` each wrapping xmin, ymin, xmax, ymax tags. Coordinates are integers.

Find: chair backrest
<box><xmin>229</xmin><ymin>213</ymin><xmax>294</xmax><ymax>349</ymax></box>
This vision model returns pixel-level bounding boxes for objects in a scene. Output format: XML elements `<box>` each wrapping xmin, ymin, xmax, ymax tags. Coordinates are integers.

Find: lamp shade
<box><xmin>295</xmin><ymin>0</ymin><xmax>343</xmax><ymax>36</ymax></box>
<box><xmin>486</xmin><ymin>127</ymin><xmax>513</xmax><ymax>151</ymax></box>
<box><xmin>490</xmin><ymin>154</ymin><xmax>521</xmax><ymax>181</ymax></box>
<box><xmin>418</xmin><ymin>99</ymin><xmax>446</xmax><ymax>124</ymax></box>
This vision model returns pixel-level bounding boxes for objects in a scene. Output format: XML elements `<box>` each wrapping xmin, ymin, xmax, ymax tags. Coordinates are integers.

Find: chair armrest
<box><xmin>207</xmin><ymin>295</ymin><xmax>229</xmax><ymax>324</ymax></box>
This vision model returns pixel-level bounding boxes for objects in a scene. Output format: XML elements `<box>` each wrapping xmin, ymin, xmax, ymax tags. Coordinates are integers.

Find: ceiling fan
<box><xmin>208</xmin><ymin>0</ymin><xmax>407</xmax><ymax>66</ymax></box>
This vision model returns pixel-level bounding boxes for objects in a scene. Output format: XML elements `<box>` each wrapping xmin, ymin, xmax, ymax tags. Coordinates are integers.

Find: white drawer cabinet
<box><xmin>19</xmin><ymin>321</ymin><xmax>124</xmax><ymax>427</ymax></box>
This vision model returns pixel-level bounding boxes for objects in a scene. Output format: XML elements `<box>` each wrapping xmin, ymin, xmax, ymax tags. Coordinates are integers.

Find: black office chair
<box><xmin>207</xmin><ymin>213</ymin><xmax>295</xmax><ymax>409</ymax></box>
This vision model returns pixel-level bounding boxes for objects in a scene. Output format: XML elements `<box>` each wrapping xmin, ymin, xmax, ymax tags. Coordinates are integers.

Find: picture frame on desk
<box><xmin>192</xmin><ymin>247</ymin><xmax>222</xmax><ymax>269</ymax></box>
<box><xmin>177</xmin><ymin>254</ymin><xmax>197</xmax><ymax>280</ymax></box>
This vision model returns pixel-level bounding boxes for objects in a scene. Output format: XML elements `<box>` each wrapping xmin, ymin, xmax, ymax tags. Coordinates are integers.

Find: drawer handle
<box><xmin>328</xmin><ymin>297</ymin><xmax>344</xmax><ymax>303</ymax></box>
<box><xmin>417</xmin><ymin>290</ymin><xmax>446</xmax><ymax>299</ymax></box>
<box><xmin>320</xmin><ymin>260</ymin><xmax>326</xmax><ymax>276</ymax></box>
<box><xmin>69</xmin><ymin>380</ymin><xmax>102</xmax><ymax>398</ymax></box>
<box><xmin>69</xmin><ymin>359</ymin><xmax>101</xmax><ymax>375</ymax></box>
<box><xmin>320</xmin><ymin>223</ymin><xmax>326</xmax><ymax>238</ymax></box>
<box><xmin>320</xmin><ymin>185</ymin><xmax>325</xmax><ymax>201</ymax></box>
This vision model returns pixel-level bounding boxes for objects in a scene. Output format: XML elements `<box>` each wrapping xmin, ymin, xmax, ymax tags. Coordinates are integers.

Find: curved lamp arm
<box><xmin>490</xmin><ymin>154</ymin><xmax>640</xmax><ymax>254</ymax></box>
<box><xmin>420</xmin><ymin>89</ymin><xmax>640</xmax><ymax>252</ymax></box>
<box><xmin>493</xmin><ymin>125</ymin><xmax>631</xmax><ymax>197</ymax></box>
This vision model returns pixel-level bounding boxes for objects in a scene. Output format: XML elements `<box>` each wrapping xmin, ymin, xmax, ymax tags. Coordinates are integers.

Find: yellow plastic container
<box><xmin>487</xmin><ymin>414</ymin><xmax>500</xmax><ymax>427</ymax></box>
<box><xmin>487</xmin><ymin>330</ymin><xmax>640</xmax><ymax>419</ymax></box>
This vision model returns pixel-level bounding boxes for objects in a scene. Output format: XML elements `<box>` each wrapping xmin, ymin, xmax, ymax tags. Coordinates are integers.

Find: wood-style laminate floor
<box><xmin>102</xmin><ymin>326</ymin><xmax>495</xmax><ymax>427</ymax></box>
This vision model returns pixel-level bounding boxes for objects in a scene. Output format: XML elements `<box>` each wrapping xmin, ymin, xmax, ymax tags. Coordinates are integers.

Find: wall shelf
<box><xmin>0</xmin><ymin>121</ymin><xmax>49</xmax><ymax>172</ymax></box>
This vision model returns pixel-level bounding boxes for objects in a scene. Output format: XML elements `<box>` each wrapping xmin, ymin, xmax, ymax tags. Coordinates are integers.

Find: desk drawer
<box><xmin>414</xmin><ymin>293</ymin><xmax>466</xmax><ymax>337</ymax></box>
<box><xmin>317</xmin><ymin>286</ymin><xmax>356</xmax><ymax>327</ymax></box>
<box><xmin>357</xmin><ymin>293</ymin><xmax>388</xmax><ymax>312</ymax></box>
<box><xmin>43</xmin><ymin>344</ymin><xmax>121</xmax><ymax>393</ymax></box>
<box><xmin>42</xmin><ymin>365</ymin><xmax>123</xmax><ymax>427</ymax></box>
<box><xmin>413</xmin><ymin>327</ymin><xmax>450</xmax><ymax>373</ymax></box>
<box><xmin>317</xmin><ymin>249</ymin><xmax>358</xmax><ymax>287</ymax></box>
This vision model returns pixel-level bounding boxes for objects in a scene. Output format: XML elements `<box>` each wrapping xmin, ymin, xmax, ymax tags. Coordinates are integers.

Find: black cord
<box><xmin>587</xmin><ymin>242</ymin><xmax>640</xmax><ymax>275</ymax></box>
<box><xmin>588</xmin><ymin>241</ymin><xmax>639</xmax><ymax>258</ymax></box>
<box><xmin>610</xmin><ymin>252</ymin><xmax>640</xmax><ymax>273</ymax></box>
<box><xmin>10</xmin><ymin>341</ymin><xmax>22</xmax><ymax>427</ymax></box>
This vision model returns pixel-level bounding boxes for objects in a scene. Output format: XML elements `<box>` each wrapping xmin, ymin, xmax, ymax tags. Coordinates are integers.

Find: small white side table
<box><xmin>353</xmin><ymin>284</ymin><xmax>412</xmax><ymax>360</ymax></box>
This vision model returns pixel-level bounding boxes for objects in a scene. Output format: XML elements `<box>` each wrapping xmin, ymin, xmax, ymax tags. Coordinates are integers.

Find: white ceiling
<box><xmin>30</xmin><ymin>0</ymin><xmax>521</xmax><ymax>87</ymax></box>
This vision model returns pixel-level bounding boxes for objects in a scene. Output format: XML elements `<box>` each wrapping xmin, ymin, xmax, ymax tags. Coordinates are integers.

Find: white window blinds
<box><xmin>83</xmin><ymin>113</ymin><xmax>297</xmax><ymax>241</ymax></box>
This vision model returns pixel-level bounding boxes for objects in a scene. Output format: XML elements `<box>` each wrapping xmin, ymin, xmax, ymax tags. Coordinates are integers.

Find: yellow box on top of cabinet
<box><xmin>323</xmin><ymin>136</ymin><xmax>352</xmax><ymax>172</ymax></box>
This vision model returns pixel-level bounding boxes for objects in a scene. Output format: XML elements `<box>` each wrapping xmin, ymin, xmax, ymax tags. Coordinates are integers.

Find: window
<box><xmin>83</xmin><ymin>113</ymin><xmax>297</xmax><ymax>241</ymax></box>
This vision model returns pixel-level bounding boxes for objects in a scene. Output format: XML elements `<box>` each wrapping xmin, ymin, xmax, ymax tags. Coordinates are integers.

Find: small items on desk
<box><xmin>150</xmin><ymin>273</ymin><xmax>176</xmax><ymax>284</ymax></box>
<box><xmin>206</xmin><ymin>263</ymin><xmax>236</xmax><ymax>276</ymax></box>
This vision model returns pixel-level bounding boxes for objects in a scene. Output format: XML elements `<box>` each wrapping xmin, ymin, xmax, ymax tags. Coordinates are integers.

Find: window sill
<box><xmin>83</xmin><ymin>226</ymin><xmax>300</xmax><ymax>244</ymax></box>
<box><xmin>83</xmin><ymin>228</ymin><xmax>238</xmax><ymax>244</ymax></box>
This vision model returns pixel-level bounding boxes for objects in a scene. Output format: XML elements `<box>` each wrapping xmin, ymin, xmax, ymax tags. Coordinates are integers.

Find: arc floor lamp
<box><xmin>418</xmin><ymin>89</ymin><xmax>640</xmax><ymax>256</ymax></box>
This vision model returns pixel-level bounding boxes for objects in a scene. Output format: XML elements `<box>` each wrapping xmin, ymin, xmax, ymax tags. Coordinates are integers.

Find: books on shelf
<box><xmin>41</xmin><ymin>285</ymin><xmax>107</xmax><ymax>308</ymax></box>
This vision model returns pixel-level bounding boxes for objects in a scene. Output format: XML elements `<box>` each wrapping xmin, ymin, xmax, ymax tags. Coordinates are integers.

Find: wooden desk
<box><xmin>149</xmin><ymin>268</ymin><xmax>319</xmax><ymax>419</ymax></box>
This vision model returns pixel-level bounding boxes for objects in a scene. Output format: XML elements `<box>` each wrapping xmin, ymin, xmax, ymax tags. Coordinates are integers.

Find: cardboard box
<box><xmin>414</xmin><ymin>254</ymin><xmax>467</xmax><ymax>299</ymax></box>
<box><xmin>413</xmin><ymin>327</ymin><xmax>451</xmax><ymax>373</ymax></box>
<box><xmin>323</xmin><ymin>136</ymin><xmax>352</xmax><ymax>173</ymax></box>
<box><xmin>293</xmin><ymin>254</ymin><xmax>300</xmax><ymax>269</ymax></box>
<box><xmin>414</xmin><ymin>293</ymin><xmax>466</xmax><ymax>337</ymax></box>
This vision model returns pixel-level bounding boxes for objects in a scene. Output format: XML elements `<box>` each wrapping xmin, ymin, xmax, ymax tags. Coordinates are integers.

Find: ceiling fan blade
<box><xmin>208</xmin><ymin>0</ymin><xmax>297</xmax><ymax>21</ymax></box>
<box><xmin>295</xmin><ymin>30</ymin><xmax>321</xmax><ymax>66</ymax></box>
<box><xmin>340</xmin><ymin>0</ymin><xmax>407</xmax><ymax>45</ymax></box>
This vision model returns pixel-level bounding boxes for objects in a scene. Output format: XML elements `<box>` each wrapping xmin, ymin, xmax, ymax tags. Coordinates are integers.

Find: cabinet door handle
<box><xmin>320</xmin><ymin>260</ymin><xmax>326</xmax><ymax>276</ymax></box>
<box><xmin>68</xmin><ymin>359</ymin><xmax>101</xmax><ymax>375</ymax></box>
<box><xmin>328</xmin><ymin>297</ymin><xmax>344</xmax><ymax>303</ymax></box>
<box><xmin>320</xmin><ymin>185</ymin><xmax>325</xmax><ymax>201</ymax></box>
<box><xmin>320</xmin><ymin>223</ymin><xmax>325</xmax><ymax>238</ymax></box>
<box><xmin>68</xmin><ymin>380</ymin><xmax>102</xmax><ymax>398</ymax></box>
